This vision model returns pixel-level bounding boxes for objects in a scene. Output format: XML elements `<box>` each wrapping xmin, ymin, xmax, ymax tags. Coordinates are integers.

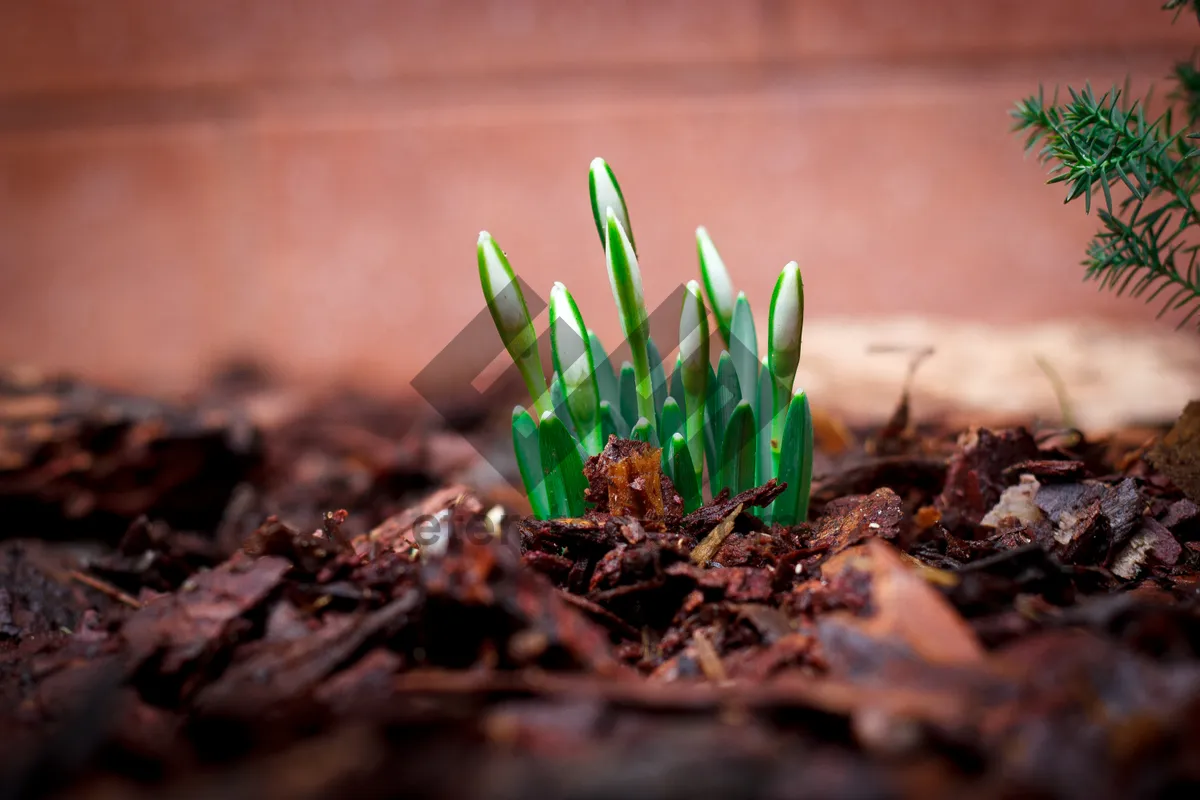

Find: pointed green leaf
<box><xmin>669</xmin><ymin>353</ymin><xmax>687</xmax><ymax>414</ymax></box>
<box><xmin>659</xmin><ymin>397</ymin><xmax>684</xmax><ymax>443</ymax></box>
<box><xmin>550</xmin><ymin>282</ymin><xmax>602</xmax><ymax>454</ymax></box>
<box><xmin>671</xmin><ymin>433</ymin><xmax>703</xmax><ymax>513</ymax></box>
<box><xmin>774</xmin><ymin>391</ymin><xmax>814</xmax><ymax>527</ymax></box>
<box><xmin>708</xmin><ymin>351</ymin><xmax>742</xmax><ymax>450</ymax></box>
<box><xmin>600</xmin><ymin>400</ymin><xmax>623</xmax><ymax>444</ymax></box>
<box><xmin>719</xmin><ymin>401</ymin><xmax>756</xmax><ymax>496</ymax></box>
<box><xmin>478</xmin><ymin>232</ymin><xmax>550</xmax><ymax>416</ymax></box>
<box><xmin>588</xmin><ymin>329</ymin><xmax>619</xmax><ymax>408</ymax></box>
<box><xmin>538</xmin><ymin>411</ymin><xmax>587</xmax><ymax>518</ymax></box>
<box><xmin>661</xmin><ymin>429</ymin><xmax>676</xmax><ymax>482</ymax></box>
<box><xmin>659</xmin><ymin>396</ymin><xmax>684</xmax><ymax>449</ymax></box>
<box><xmin>679</xmin><ymin>279</ymin><xmax>710</xmax><ymax>482</ymax></box>
<box><xmin>605</xmin><ymin>210</ymin><xmax>654</xmax><ymax>424</ymax></box>
<box><xmin>630</xmin><ymin>416</ymin><xmax>658</xmax><ymax>448</ymax></box>
<box><xmin>619</xmin><ymin>361</ymin><xmax>638</xmax><ymax>433</ymax></box>
<box><xmin>549</xmin><ymin>373</ymin><xmax>576</xmax><ymax>437</ymax></box>
<box><xmin>702</xmin><ymin>362</ymin><xmax>718</xmax><ymax>490</ymax></box>
<box><xmin>647</xmin><ymin>336</ymin><xmax>668</xmax><ymax>422</ymax></box>
<box><xmin>756</xmin><ymin>357</ymin><xmax>774</xmax><ymax>486</ymax></box>
<box><xmin>513</xmin><ymin>406</ymin><xmax>549</xmax><ymax>520</ymax></box>
<box><xmin>729</xmin><ymin>292</ymin><xmax>758</xmax><ymax>401</ymax></box>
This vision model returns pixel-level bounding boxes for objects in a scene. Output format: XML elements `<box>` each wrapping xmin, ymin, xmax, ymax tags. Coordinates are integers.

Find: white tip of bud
<box><xmin>604</xmin><ymin>209</ymin><xmax>645</xmax><ymax>336</ymax></box>
<box><xmin>591</xmin><ymin>159</ymin><xmax>631</xmax><ymax>248</ymax></box>
<box><xmin>696</xmin><ymin>227</ymin><xmax>733</xmax><ymax>328</ymax></box>
<box><xmin>550</xmin><ymin>282</ymin><xmax>590</xmax><ymax>390</ymax></box>
<box><xmin>769</xmin><ymin>261</ymin><xmax>804</xmax><ymax>381</ymax></box>
<box><xmin>478</xmin><ymin>234</ymin><xmax>525</xmax><ymax>339</ymax></box>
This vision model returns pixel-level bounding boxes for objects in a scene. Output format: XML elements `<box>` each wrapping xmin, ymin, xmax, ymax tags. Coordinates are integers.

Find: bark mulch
<box><xmin>3</xmin><ymin>371</ymin><xmax>1200</xmax><ymax>800</ymax></box>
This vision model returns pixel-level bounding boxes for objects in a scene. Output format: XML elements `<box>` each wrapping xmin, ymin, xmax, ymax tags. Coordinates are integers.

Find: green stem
<box><xmin>629</xmin><ymin>324</ymin><xmax>655</xmax><ymax>426</ymax></box>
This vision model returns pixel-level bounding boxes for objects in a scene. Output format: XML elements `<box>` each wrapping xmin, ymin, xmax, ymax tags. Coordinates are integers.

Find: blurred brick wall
<box><xmin>0</xmin><ymin>0</ymin><xmax>1194</xmax><ymax>396</ymax></box>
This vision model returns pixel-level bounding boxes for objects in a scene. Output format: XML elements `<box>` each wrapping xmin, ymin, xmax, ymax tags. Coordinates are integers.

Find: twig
<box><xmin>1034</xmin><ymin>355</ymin><xmax>1077</xmax><ymax>430</ymax></box>
<box><xmin>69</xmin><ymin>570</ymin><xmax>142</xmax><ymax>609</ymax></box>
<box><xmin>690</xmin><ymin>503</ymin><xmax>742</xmax><ymax>566</ymax></box>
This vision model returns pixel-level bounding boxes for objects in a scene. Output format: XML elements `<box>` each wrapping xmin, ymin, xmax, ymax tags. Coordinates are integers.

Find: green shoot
<box><xmin>767</xmin><ymin>262</ymin><xmax>804</xmax><ymax>473</ymax></box>
<box><xmin>729</xmin><ymin>292</ymin><xmax>758</xmax><ymax>399</ymax></box>
<box><xmin>539</xmin><ymin>411</ymin><xmax>587</xmax><ymax>518</ymax></box>
<box><xmin>773</xmin><ymin>391</ymin><xmax>814</xmax><ymax>526</ymax></box>
<box><xmin>631</xmin><ymin>416</ymin><xmax>657</xmax><ymax>446</ymax></box>
<box><xmin>719</xmin><ymin>401</ymin><xmax>757</xmax><ymax>496</ymax></box>
<box><xmin>512</xmin><ymin>406</ymin><xmax>549</xmax><ymax>520</ymax></box>
<box><xmin>604</xmin><ymin>209</ymin><xmax>655</xmax><ymax>423</ymax></box>
<box><xmin>697</xmin><ymin>226</ymin><xmax>735</xmax><ymax>347</ymax></box>
<box><xmin>679</xmin><ymin>280</ymin><xmax>709</xmax><ymax>484</ymax></box>
<box><xmin>589</xmin><ymin>157</ymin><xmax>635</xmax><ymax>253</ymax></box>
<box><xmin>671</xmin><ymin>432</ymin><xmax>703</xmax><ymax>512</ymax></box>
<box><xmin>478</xmin><ymin>232</ymin><xmax>550</xmax><ymax>417</ymax></box>
<box><xmin>549</xmin><ymin>282</ymin><xmax>603</xmax><ymax>454</ymax></box>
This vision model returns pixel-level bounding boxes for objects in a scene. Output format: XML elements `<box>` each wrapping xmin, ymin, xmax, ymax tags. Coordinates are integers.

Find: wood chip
<box><xmin>690</xmin><ymin>503</ymin><xmax>742</xmax><ymax>566</ymax></box>
<box><xmin>692</xmin><ymin>629</ymin><xmax>727</xmax><ymax>683</ymax></box>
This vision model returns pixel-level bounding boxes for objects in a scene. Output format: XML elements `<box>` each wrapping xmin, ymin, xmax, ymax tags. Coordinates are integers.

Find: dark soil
<box><xmin>2</xmin><ymin>369</ymin><xmax>1200</xmax><ymax>800</ymax></box>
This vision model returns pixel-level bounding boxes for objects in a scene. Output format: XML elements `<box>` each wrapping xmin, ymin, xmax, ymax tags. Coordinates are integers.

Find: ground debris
<box><xmin>120</xmin><ymin>554</ymin><xmax>291</xmax><ymax>681</ymax></box>
<box><xmin>937</xmin><ymin>427</ymin><xmax>1039</xmax><ymax>527</ymax></box>
<box><xmin>0</xmin><ymin>368</ymin><xmax>261</xmax><ymax>541</ymax></box>
<box><xmin>678</xmin><ymin>480</ymin><xmax>784</xmax><ymax>539</ymax></box>
<box><xmin>8</xmin><ymin>379</ymin><xmax>1200</xmax><ymax>800</ymax></box>
<box><xmin>689</xmin><ymin>504</ymin><xmax>742</xmax><ymax>566</ymax></box>
<box><xmin>1150</xmin><ymin>400</ymin><xmax>1200</xmax><ymax>503</ymax></box>
<box><xmin>584</xmin><ymin>437</ymin><xmax>682</xmax><ymax>528</ymax></box>
<box><xmin>981</xmin><ymin>474</ymin><xmax>1044</xmax><ymax>527</ymax></box>
<box><xmin>807</xmin><ymin>488</ymin><xmax>903</xmax><ymax>552</ymax></box>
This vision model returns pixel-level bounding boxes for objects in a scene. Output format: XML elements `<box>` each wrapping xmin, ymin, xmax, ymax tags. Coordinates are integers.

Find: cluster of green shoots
<box><xmin>478</xmin><ymin>158</ymin><xmax>812</xmax><ymax>525</ymax></box>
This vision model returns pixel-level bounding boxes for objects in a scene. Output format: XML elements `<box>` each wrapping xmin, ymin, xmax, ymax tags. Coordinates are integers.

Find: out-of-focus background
<box><xmin>2</xmin><ymin>0</ymin><xmax>1198</xmax><ymax>430</ymax></box>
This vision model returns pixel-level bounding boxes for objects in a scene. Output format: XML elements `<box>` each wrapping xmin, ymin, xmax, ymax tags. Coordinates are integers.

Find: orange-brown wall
<box><xmin>0</xmin><ymin>0</ymin><xmax>1194</xmax><ymax>395</ymax></box>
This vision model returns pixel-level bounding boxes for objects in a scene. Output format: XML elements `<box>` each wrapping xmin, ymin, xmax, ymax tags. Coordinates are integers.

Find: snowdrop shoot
<box><xmin>477</xmin><ymin>231</ymin><xmax>551</xmax><ymax>417</ymax></box>
<box><xmin>589</xmin><ymin>157</ymin><xmax>634</xmax><ymax>253</ymax></box>
<box><xmin>768</xmin><ymin>261</ymin><xmax>805</xmax><ymax>469</ymax></box>
<box><xmin>549</xmin><ymin>282</ymin><xmax>603</xmax><ymax>455</ymax></box>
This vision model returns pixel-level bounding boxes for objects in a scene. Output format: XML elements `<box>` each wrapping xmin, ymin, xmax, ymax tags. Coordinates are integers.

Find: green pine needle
<box><xmin>1013</xmin><ymin>40</ymin><xmax>1200</xmax><ymax>328</ymax></box>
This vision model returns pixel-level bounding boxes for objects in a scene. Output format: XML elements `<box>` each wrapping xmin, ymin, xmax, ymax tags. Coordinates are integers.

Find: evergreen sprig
<box><xmin>1165</xmin><ymin>0</ymin><xmax>1200</xmax><ymax>24</ymax></box>
<box><xmin>1012</xmin><ymin>6</ymin><xmax>1200</xmax><ymax>327</ymax></box>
